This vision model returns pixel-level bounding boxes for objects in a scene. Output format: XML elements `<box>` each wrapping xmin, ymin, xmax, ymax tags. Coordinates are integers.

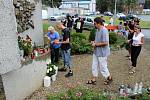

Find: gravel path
<box><xmin>25</xmin><ymin>41</ymin><xmax>150</xmax><ymax>100</ymax></box>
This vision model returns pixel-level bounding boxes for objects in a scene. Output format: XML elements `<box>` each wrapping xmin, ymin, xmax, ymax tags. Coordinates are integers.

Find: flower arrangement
<box><xmin>18</xmin><ymin>36</ymin><xmax>24</xmax><ymax>50</ymax></box>
<box><xmin>18</xmin><ymin>35</ymin><xmax>33</xmax><ymax>58</ymax></box>
<box><xmin>46</xmin><ymin>64</ymin><xmax>56</xmax><ymax>77</ymax></box>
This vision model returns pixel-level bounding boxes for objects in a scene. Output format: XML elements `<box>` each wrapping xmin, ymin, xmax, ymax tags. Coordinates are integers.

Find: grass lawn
<box><xmin>103</xmin><ymin>16</ymin><xmax>120</xmax><ymax>25</ymax></box>
<box><xmin>43</xmin><ymin>22</ymin><xmax>50</xmax><ymax>33</ymax></box>
<box><xmin>140</xmin><ymin>20</ymin><xmax>150</xmax><ymax>29</ymax></box>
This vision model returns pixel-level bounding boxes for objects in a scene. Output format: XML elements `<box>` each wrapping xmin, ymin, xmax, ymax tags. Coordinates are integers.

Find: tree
<box><xmin>96</xmin><ymin>0</ymin><xmax>138</xmax><ymax>14</ymax></box>
<box><xmin>96</xmin><ymin>0</ymin><xmax>114</xmax><ymax>13</ymax></box>
<box><xmin>117</xmin><ymin>0</ymin><xmax>125</xmax><ymax>13</ymax></box>
<box><xmin>42</xmin><ymin>0</ymin><xmax>62</xmax><ymax>8</ymax></box>
<box><xmin>124</xmin><ymin>0</ymin><xmax>137</xmax><ymax>14</ymax></box>
<box><xmin>144</xmin><ymin>0</ymin><xmax>150</xmax><ymax>9</ymax></box>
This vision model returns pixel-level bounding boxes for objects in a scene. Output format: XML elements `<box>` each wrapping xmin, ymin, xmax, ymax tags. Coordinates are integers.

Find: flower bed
<box><xmin>47</xmin><ymin>86</ymin><xmax>150</xmax><ymax>100</ymax></box>
<box><xmin>48</xmin><ymin>87</ymin><xmax>109</xmax><ymax>100</ymax></box>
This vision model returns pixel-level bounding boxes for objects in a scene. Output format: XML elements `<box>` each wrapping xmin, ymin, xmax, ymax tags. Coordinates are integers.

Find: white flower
<box><xmin>54</xmin><ymin>65</ymin><xmax>58</xmax><ymax>70</ymax></box>
<box><xmin>46</xmin><ymin>59</ymin><xmax>51</xmax><ymax>64</ymax></box>
<box><xmin>46</xmin><ymin>69</ymin><xmax>50</xmax><ymax>73</ymax></box>
<box><xmin>49</xmin><ymin>68</ymin><xmax>52</xmax><ymax>71</ymax></box>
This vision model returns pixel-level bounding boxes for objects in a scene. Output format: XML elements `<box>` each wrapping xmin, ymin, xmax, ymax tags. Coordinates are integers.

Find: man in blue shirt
<box><xmin>47</xmin><ymin>26</ymin><xmax>61</xmax><ymax>64</ymax></box>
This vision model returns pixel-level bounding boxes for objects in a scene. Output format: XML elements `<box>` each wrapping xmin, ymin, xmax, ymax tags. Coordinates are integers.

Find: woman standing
<box><xmin>129</xmin><ymin>26</ymin><xmax>144</xmax><ymax>74</ymax></box>
<box><xmin>47</xmin><ymin>26</ymin><xmax>61</xmax><ymax>64</ymax></box>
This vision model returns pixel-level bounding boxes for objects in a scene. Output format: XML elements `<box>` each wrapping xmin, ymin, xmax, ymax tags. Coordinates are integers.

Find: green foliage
<box><xmin>109</xmin><ymin>32</ymin><xmax>117</xmax><ymax>44</ymax></box>
<box><xmin>48</xmin><ymin>85</ymin><xmax>150</xmax><ymax>100</ymax></box>
<box><xmin>145</xmin><ymin>0</ymin><xmax>150</xmax><ymax>9</ymax></box>
<box><xmin>42</xmin><ymin>0</ymin><xmax>62</xmax><ymax>8</ymax></box>
<box><xmin>18</xmin><ymin>36</ymin><xmax>24</xmax><ymax>50</ymax></box>
<box><xmin>18</xmin><ymin>37</ymin><xmax>33</xmax><ymax>56</ymax></box>
<box><xmin>48</xmin><ymin>87</ymin><xmax>109</xmax><ymax>100</ymax></box>
<box><xmin>140</xmin><ymin>20</ymin><xmax>150</xmax><ymax>29</ymax></box>
<box><xmin>43</xmin><ymin>23</ymin><xmax>50</xmax><ymax>34</ymax></box>
<box><xmin>96</xmin><ymin>0</ymin><xmax>139</xmax><ymax>14</ymax></box>
<box><xmin>140</xmin><ymin>93</ymin><xmax>150</xmax><ymax>100</ymax></box>
<box><xmin>125</xmin><ymin>0</ymin><xmax>137</xmax><ymax>5</ymax></box>
<box><xmin>23</xmin><ymin>41</ymin><xmax>33</xmax><ymax>55</ymax></box>
<box><xmin>71</xmin><ymin>33</ymin><xmax>92</xmax><ymax>54</ymax></box>
<box><xmin>89</xmin><ymin>28</ymin><xmax>96</xmax><ymax>42</ymax></box>
<box><xmin>109</xmin><ymin>32</ymin><xmax>127</xmax><ymax>50</ymax></box>
<box><xmin>46</xmin><ymin>64</ymin><xmax>56</xmax><ymax>77</ymax></box>
<box><xmin>115</xmin><ymin>35</ymin><xmax>126</xmax><ymax>46</ymax></box>
<box><xmin>96</xmin><ymin>0</ymin><xmax>114</xmax><ymax>13</ymax></box>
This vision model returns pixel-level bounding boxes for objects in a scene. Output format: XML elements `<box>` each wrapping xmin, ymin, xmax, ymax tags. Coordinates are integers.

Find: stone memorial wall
<box><xmin>0</xmin><ymin>0</ymin><xmax>47</xmax><ymax>100</ymax></box>
<box><xmin>0</xmin><ymin>0</ymin><xmax>21</xmax><ymax>75</ymax></box>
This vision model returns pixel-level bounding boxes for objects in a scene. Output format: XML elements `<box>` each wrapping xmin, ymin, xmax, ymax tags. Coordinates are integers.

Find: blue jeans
<box><xmin>61</xmin><ymin>49</ymin><xmax>72</xmax><ymax>67</ymax></box>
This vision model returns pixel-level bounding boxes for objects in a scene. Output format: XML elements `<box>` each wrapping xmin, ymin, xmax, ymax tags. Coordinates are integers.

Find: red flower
<box><xmin>75</xmin><ymin>92</ymin><xmax>82</xmax><ymax>97</ymax></box>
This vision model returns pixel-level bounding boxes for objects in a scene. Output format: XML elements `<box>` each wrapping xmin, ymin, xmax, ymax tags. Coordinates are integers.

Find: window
<box><xmin>87</xmin><ymin>18</ymin><xmax>93</xmax><ymax>22</ymax></box>
<box><xmin>82</xmin><ymin>18</ymin><xmax>86</xmax><ymax>21</ymax></box>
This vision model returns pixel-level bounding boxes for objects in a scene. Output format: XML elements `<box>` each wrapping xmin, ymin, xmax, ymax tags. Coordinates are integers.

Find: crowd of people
<box><xmin>61</xmin><ymin>14</ymin><xmax>85</xmax><ymax>33</ymax></box>
<box><xmin>46</xmin><ymin>15</ymin><xmax>144</xmax><ymax>85</ymax></box>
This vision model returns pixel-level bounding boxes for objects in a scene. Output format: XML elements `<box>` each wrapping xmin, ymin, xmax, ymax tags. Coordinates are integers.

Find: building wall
<box><xmin>89</xmin><ymin>0</ymin><xmax>96</xmax><ymax>12</ymax></box>
<box><xmin>60</xmin><ymin>0</ymin><xmax>96</xmax><ymax>13</ymax></box>
<box><xmin>47</xmin><ymin>8</ymin><xmax>61</xmax><ymax>16</ymax></box>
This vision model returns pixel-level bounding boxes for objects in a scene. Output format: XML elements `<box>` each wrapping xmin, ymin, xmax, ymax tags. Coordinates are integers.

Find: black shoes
<box><xmin>58</xmin><ymin>67</ymin><xmax>73</xmax><ymax>77</ymax></box>
<box><xmin>65</xmin><ymin>71</ymin><xmax>73</xmax><ymax>77</ymax></box>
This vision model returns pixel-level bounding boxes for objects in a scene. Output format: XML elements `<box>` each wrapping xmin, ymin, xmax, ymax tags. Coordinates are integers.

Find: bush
<box><xmin>71</xmin><ymin>33</ymin><xmax>92</xmax><ymax>54</ymax></box>
<box><xmin>88</xmin><ymin>28</ymin><xmax>96</xmax><ymax>42</ymax></box>
<box><xmin>109</xmin><ymin>32</ymin><xmax>117</xmax><ymax>44</ymax></box>
<box><xmin>89</xmin><ymin>29</ymin><xmax>118</xmax><ymax>45</ymax></box>
<box><xmin>43</xmin><ymin>23</ymin><xmax>50</xmax><ymax>33</ymax></box>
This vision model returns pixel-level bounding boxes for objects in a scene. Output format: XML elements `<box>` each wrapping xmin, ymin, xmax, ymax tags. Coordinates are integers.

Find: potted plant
<box><xmin>22</xmin><ymin>40</ymin><xmax>33</xmax><ymax>57</ymax></box>
<box><xmin>46</xmin><ymin>64</ymin><xmax>57</xmax><ymax>81</ymax></box>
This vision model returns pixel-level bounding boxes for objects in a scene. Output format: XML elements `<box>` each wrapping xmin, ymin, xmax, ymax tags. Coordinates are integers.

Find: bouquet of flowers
<box><xmin>18</xmin><ymin>35</ymin><xmax>33</xmax><ymax>58</ymax></box>
<box><xmin>46</xmin><ymin>64</ymin><xmax>56</xmax><ymax>77</ymax></box>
